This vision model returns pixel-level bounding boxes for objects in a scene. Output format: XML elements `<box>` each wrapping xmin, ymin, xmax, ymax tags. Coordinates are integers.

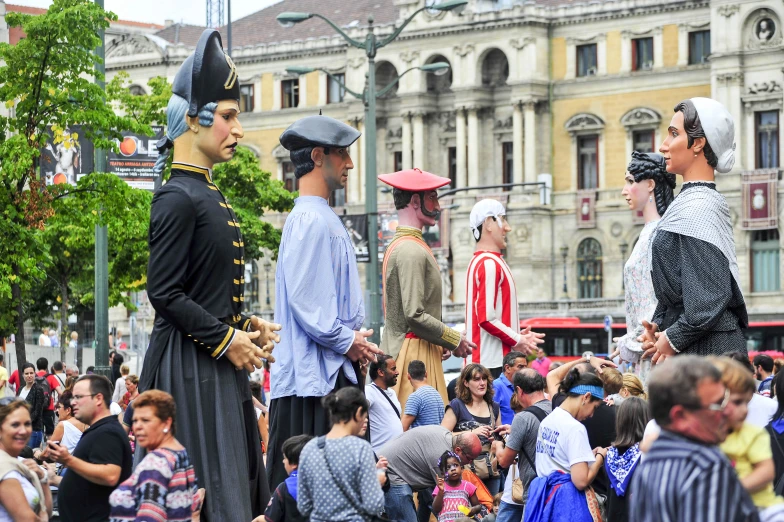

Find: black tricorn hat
<box><xmin>279</xmin><ymin>115</ymin><xmax>361</xmax><ymax>151</ymax></box>
<box><xmin>172</xmin><ymin>29</ymin><xmax>240</xmax><ymax>118</ymax></box>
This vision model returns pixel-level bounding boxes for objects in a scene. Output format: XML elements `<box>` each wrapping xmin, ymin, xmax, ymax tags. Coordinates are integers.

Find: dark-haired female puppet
<box><xmin>613</xmin><ymin>151</ymin><xmax>676</xmax><ymax>372</ymax></box>
<box><xmin>142</xmin><ymin>29</ymin><xmax>280</xmax><ymax>521</ymax></box>
<box><xmin>641</xmin><ymin>98</ymin><xmax>748</xmax><ymax>361</ymax></box>
<box><xmin>267</xmin><ymin>114</ymin><xmax>384</xmax><ymax>488</ymax></box>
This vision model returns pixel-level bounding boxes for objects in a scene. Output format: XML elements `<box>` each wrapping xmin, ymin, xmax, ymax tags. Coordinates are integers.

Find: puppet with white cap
<box><xmin>640</xmin><ymin>98</ymin><xmax>748</xmax><ymax>362</ymax></box>
<box><xmin>464</xmin><ymin>199</ymin><xmax>544</xmax><ymax>382</ymax></box>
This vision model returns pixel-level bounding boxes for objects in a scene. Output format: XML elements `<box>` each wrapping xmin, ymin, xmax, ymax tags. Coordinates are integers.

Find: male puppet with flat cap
<box><xmin>141</xmin><ymin>29</ymin><xmax>279</xmax><ymax>521</ymax></box>
<box><xmin>379</xmin><ymin>169</ymin><xmax>475</xmax><ymax>408</ymax></box>
<box><xmin>267</xmin><ymin>115</ymin><xmax>384</xmax><ymax>488</ymax></box>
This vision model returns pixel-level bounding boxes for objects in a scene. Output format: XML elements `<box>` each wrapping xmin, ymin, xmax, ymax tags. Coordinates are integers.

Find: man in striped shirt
<box><xmin>630</xmin><ymin>356</ymin><xmax>760</xmax><ymax>522</ymax></box>
<box><xmin>465</xmin><ymin>200</ymin><xmax>543</xmax><ymax>377</ymax></box>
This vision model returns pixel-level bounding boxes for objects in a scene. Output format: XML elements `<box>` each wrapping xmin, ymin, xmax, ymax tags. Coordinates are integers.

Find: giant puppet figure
<box><xmin>612</xmin><ymin>151</ymin><xmax>675</xmax><ymax>378</ymax></box>
<box><xmin>641</xmin><ymin>98</ymin><xmax>748</xmax><ymax>362</ymax></box>
<box><xmin>379</xmin><ymin>169</ymin><xmax>475</xmax><ymax>408</ymax></box>
<box><xmin>141</xmin><ymin>29</ymin><xmax>280</xmax><ymax>521</ymax></box>
<box><xmin>267</xmin><ymin>114</ymin><xmax>384</xmax><ymax>488</ymax></box>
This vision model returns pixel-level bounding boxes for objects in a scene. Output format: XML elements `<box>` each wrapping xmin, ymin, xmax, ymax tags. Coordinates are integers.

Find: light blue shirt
<box><xmin>271</xmin><ymin>196</ymin><xmax>364</xmax><ymax>399</ymax></box>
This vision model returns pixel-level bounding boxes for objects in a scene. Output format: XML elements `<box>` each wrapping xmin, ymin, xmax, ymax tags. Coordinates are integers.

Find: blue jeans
<box><xmin>385</xmin><ymin>484</ymin><xmax>434</xmax><ymax>522</ymax></box>
<box><xmin>496</xmin><ymin>500</ymin><xmax>526</xmax><ymax>522</ymax></box>
<box><xmin>27</xmin><ymin>431</ymin><xmax>43</xmax><ymax>449</ymax></box>
<box><xmin>484</xmin><ymin>475</ymin><xmax>502</xmax><ymax>496</ymax></box>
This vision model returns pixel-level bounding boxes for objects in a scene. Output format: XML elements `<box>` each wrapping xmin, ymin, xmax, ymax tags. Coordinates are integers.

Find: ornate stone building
<box><xmin>103</xmin><ymin>0</ymin><xmax>782</xmax><ymax>342</ymax></box>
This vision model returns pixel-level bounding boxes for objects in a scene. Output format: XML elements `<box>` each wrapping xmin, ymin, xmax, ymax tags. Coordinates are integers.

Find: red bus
<box><xmin>520</xmin><ymin>317</ymin><xmax>784</xmax><ymax>357</ymax></box>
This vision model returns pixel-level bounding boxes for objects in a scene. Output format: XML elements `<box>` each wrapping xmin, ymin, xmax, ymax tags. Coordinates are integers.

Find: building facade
<box><xmin>100</xmin><ymin>0</ymin><xmax>782</xmax><ymax>342</ymax></box>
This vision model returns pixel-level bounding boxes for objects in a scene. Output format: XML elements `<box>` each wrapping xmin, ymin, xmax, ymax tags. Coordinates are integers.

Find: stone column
<box><xmin>272</xmin><ymin>75</ymin><xmax>282</xmax><ymax>110</ymax></box>
<box><xmin>467</xmin><ymin>108</ymin><xmax>480</xmax><ymax>187</ymax></box>
<box><xmin>412</xmin><ymin>113</ymin><xmax>425</xmax><ymax>168</ymax></box>
<box><xmin>512</xmin><ymin>102</ymin><xmax>524</xmax><ymax>184</ymax></box>
<box><xmin>524</xmin><ymin>101</ymin><xmax>537</xmax><ymax>183</ymax></box>
<box><xmin>456</xmin><ymin>108</ymin><xmax>467</xmax><ymax>188</ymax></box>
<box><xmin>402</xmin><ymin>113</ymin><xmax>413</xmax><ymax>170</ymax></box>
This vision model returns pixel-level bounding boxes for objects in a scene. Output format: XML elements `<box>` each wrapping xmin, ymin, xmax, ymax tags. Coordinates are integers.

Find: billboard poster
<box><xmin>339</xmin><ymin>214</ymin><xmax>369</xmax><ymax>263</ymax></box>
<box><xmin>108</xmin><ymin>125</ymin><xmax>164</xmax><ymax>191</ymax></box>
<box><xmin>40</xmin><ymin>125</ymin><xmax>94</xmax><ymax>186</ymax></box>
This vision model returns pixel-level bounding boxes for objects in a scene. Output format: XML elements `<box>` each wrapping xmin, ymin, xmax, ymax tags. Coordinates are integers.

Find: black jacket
<box><xmin>23</xmin><ymin>384</ymin><xmax>45</xmax><ymax>432</ymax></box>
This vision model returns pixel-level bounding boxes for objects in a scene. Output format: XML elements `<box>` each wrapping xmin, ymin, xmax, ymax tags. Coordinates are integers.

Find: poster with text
<box><xmin>40</xmin><ymin>125</ymin><xmax>94</xmax><ymax>186</ymax></box>
<box><xmin>340</xmin><ymin>214</ymin><xmax>369</xmax><ymax>263</ymax></box>
<box><xmin>107</xmin><ymin>126</ymin><xmax>164</xmax><ymax>191</ymax></box>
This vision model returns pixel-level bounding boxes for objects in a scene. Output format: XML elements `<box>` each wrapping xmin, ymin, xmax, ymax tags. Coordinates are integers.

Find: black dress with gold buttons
<box><xmin>140</xmin><ymin>162</ymin><xmax>269</xmax><ymax>520</ymax></box>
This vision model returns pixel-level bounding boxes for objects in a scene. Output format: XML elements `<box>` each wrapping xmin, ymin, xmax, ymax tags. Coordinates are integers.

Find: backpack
<box><xmin>34</xmin><ymin>374</ymin><xmax>52</xmax><ymax>406</ymax></box>
<box><xmin>511</xmin><ymin>405</ymin><xmax>549</xmax><ymax>503</ymax></box>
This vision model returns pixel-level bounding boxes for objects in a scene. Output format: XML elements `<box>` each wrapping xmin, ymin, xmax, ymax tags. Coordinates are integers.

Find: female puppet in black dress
<box><xmin>641</xmin><ymin>98</ymin><xmax>748</xmax><ymax>362</ymax></box>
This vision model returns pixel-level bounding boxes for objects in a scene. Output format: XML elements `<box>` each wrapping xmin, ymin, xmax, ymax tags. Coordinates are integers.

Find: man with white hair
<box><xmin>465</xmin><ymin>199</ymin><xmax>543</xmax><ymax>378</ymax></box>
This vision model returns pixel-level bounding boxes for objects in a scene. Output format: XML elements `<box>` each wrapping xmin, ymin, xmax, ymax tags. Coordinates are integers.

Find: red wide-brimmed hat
<box><xmin>377</xmin><ymin>168</ymin><xmax>451</xmax><ymax>192</ymax></box>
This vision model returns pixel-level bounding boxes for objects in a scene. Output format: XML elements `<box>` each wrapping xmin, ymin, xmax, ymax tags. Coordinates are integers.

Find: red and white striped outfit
<box><xmin>465</xmin><ymin>251</ymin><xmax>520</xmax><ymax>369</ymax></box>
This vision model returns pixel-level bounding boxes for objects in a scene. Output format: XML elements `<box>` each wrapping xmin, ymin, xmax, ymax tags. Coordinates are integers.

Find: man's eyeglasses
<box><xmin>72</xmin><ymin>393</ymin><xmax>98</xmax><ymax>401</ymax></box>
<box><xmin>704</xmin><ymin>389</ymin><xmax>731</xmax><ymax>412</ymax></box>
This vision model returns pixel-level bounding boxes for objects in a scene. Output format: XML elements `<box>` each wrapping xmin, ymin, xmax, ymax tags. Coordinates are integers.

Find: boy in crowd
<box><xmin>401</xmin><ymin>360</ymin><xmax>445</xmax><ymax>431</ymax></box>
<box><xmin>263</xmin><ymin>434</ymin><xmax>313</xmax><ymax>522</ymax></box>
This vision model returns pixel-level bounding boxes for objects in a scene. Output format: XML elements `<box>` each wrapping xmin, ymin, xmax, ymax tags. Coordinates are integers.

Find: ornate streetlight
<box><xmin>619</xmin><ymin>240</ymin><xmax>628</xmax><ymax>294</ymax></box>
<box><xmin>264</xmin><ymin>259</ymin><xmax>272</xmax><ymax>311</ymax></box>
<box><xmin>277</xmin><ymin>1</ymin><xmax>467</xmax><ymax>343</ymax></box>
<box><xmin>560</xmin><ymin>245</ymin><xmax>569</xmax><ymax>299</ymax></box>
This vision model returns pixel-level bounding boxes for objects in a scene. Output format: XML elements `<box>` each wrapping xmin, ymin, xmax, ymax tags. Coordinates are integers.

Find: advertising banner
<box><xmin>108</xmin><ymin>126</ymin><xmax>164</xmax><ymax>191</ymax></box>
<box><xmin>339</xmin><ymin>214</ymin><xmax>369</xmax><ymax>263</ymax></box>
<box><xmin>40</xmin><ymin>125</ymin><xmax>94</xmax><ymax>186</ymax></box>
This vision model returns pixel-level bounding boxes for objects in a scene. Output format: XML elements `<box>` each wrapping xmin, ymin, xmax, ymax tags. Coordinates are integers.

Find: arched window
<box><xmin>426</xmin><ymin>55</ymin><xmax>452</xmax><ymax>93</ymax></box>
<box><xmin>481</xmin><ymin>49</ymin><xmax>509</xmax><ymax>87</ymax></box>
<box><xmin>375</xmin><ymin>61</ymin><xmax>399</xmax><ymax>98</ymax></box>
<box><xmin>129</xmin><ymin>85</ymin><xmax>146</xmax><ymax>96</ymax></box>
<box><xmin>577</xmin><ymin>238</ymin><xmax>603</xmax><ymax>298</ymax></box>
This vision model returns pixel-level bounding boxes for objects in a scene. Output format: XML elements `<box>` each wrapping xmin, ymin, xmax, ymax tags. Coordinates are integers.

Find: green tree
<box><xmin>0</xmin><ymin>0</ymin><xmax>151</xmax><ymax>372</ymax></box>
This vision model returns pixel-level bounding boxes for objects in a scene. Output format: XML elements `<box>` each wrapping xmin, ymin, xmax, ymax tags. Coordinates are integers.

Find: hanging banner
<box><xmin>107</xmin><ymin>125</ymin><xmax>164</xmax><ymax>191</ymax></box>
<box><xmin>40</xmin><ymin>125</ymin><xmax>94</xmax><ymax>186</ymax></box>
<box><xmin>741</xmin><ymin>169</ymin><xmax>778</xmax><ymax>230</ymax></box>
<box><xmin>576</xmin><ymin>190</ymin><xmax>597</xmax><ymax>229</ymax></box>
<box><xmin>340</xmin><ymin>214</ymin><xmax>369</xmax><ymax>263</ymax></box>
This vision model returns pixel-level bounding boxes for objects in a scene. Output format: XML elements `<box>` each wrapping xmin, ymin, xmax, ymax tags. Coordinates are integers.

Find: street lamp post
<box><xmin>278</xmin><ymin>1</ymin><xmax>466</xmax><ymax>344</ymax></box>
<box><xmin>560</xmin><ymin>245</ymin><xmax>569</xmax><ymax>299</ymax></box>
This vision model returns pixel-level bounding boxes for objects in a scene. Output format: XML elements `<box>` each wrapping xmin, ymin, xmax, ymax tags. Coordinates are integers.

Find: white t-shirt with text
<box><xmin>534</xmin><ymin>407</ymin><xmax>595</xmax><ymax>477</ymax></box>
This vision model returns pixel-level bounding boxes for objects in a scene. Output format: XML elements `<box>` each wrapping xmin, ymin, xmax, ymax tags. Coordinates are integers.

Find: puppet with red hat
<box><xmin>378</xmin><ymin>168</ymin><xmax>476</xmax><ymax>408</ymax></box>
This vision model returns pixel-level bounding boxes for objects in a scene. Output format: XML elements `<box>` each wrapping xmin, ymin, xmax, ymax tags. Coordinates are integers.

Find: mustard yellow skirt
<box><xmin>392</xmin><ymin>337</ymin><xmax>448</xmax><ymax>410</ymax></box>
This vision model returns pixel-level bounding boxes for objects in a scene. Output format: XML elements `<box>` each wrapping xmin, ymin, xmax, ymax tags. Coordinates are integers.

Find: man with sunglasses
<box><xmin>630</xmin><ymin>356</ymin><xmax>759</xmax><ymax>522</ymax></box>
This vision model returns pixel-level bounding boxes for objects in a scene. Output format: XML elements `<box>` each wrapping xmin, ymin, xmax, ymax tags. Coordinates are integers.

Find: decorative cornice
<box><xmin>348</xmin><ymin>57</ymin><xmax>366</xmax><ymax>69</ymax></box>
<box><xmin>716</xmin><ymin>71</ymin><xmax>744</xmax><ymax>85</ymax></box>
<box><xmin>718</xmin><ymin>5</ymin><xmax>740</xmax><ymax>17</ymax></box>
<box><xmin>399</xmin><ymin>50</ymin><xmax>420</xmax><ymax>64</ymax></box>
<box><xmin>620</xmin><ymin>107</ymin><xmax>661</xmax><ymax>127</ymax></box>
<box><xmin>453</xmin><ymin>43</ymin><xmax>475</xmax><ymax>58</ymax></box>
<box><xmin>510</xmin><ymin>37</ymin><xmax>536</xmax><ymax>50</ymax></box>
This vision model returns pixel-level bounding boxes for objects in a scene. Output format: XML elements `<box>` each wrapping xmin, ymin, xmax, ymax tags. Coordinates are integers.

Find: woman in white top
<box><xmin>35</xmin><ymin>391</ymin><xmax>86</xmax><ymax>477</ymax></box>
<box><xmin>526</xmin><ymin>370</ymin><xmax>607</xmax><ymax>521</ymax></box>
<box><xmin>112</xmin><ymin>364</ymin><xmax>130</xmax><ymax>403</ymax></box>
<box><xmin>0</xmin><ymin>398</ymin><xmax>53</xmax><ymax>522</ymax></box>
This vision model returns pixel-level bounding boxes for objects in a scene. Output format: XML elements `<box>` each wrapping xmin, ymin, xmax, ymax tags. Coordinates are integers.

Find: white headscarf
<box><xmin>469</xmin><ymin>199</ymin><xmax>506</xmax><ymax>240</ymax></box>
<box><xmin>690</xmin><ymin>97</ymin><xmax>736</xmax><ymax>173</ymax></box>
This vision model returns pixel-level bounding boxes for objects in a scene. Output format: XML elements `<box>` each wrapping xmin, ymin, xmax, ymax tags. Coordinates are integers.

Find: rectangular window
<box><xmin>578</xmin><ymin>135</ymin><xmax>599</xmax><ymax>189</ymax></box>
<box><xmin>327</xmin><ymin>73</ymin><xmax>346</xmax><ymax>104</ymax></box>
<box><xmin>329</xmin><ymin>188</ymin><xmax>346</xmax><ymax>208</ymax></box>
<box><xmin>576</xmin><ymin>44</ymin><xmax>598</xmax><ymax>77</ymax></box>
<box><xmin>394</xmin><ymin>151</ymin><xmax>403</xmax><ymax>172</ymax></box>
<box><xmin>502</xmin><ymin>142</ymin><xmax>514</xmax><ymax>189</ymax></box>
<box><xmin>752</xmin><ymin>230</ymin><xmax>780</xmax><ymax>292</ymax></box>
<box><xmin>632</xmin><ymin>129</ymin><xmax>656</xmax><ymax>153</ymax></box>
<box><xmin>756</xmin><ymin>111</ymin><xmax>780</xmax><ymax>169</ymax></box>
<box><xmin>282</xmin><ymin>161</ymin><xmax>298</xmax><ymax>193</ymax></box>
<box><xmin>448</xmin><ymin>147</ymin><xmax>457</xmax><ymax>188</ymax></box>
<box><xmin>688</xmin><ymin>30</ymin><xmax>711</xmax><ymax>65</ymax></box>
<box><xmin>632</xmin><ymin>37</ymin><xmax>654</xmax><ymax>71</ymax></box>
<box><xmin>282</xmin><ymin>79</ymin><xmax>299</xmax><ymax>109</ymax></box>
<box><xmin>239</xmin><ymin>84</ymin><xmax>254</xmax><ymax>113</ymax></box>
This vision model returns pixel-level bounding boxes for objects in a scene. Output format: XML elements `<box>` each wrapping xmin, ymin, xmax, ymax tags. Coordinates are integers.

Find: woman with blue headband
<box><xmin>524</xmin><ymin>369</ymin><xmax>607</xmax><ymax>522</ymax></box>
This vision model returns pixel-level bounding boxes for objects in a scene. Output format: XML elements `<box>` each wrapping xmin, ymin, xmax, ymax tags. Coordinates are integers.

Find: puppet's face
<box><xmin>320</xmin><ymin>146</ymin><xmax>354</xmax><ymax>192</ymax></box>
<box><xmin>482</xmin><ymin>214</ymin><xmax>511</xmax><ymax>250</ymax></box>
<box><xmin>621</xmin><ymin>172</ymin><xmax>654</xmax><ymax>212</ymax></box>
<box><xmin>193</xmin><ymin>100</ymin><xmax>244</xmax><ymax>165</ymax></box>
<box><xmin>660</xmin><ymin>111</ymin><xmax>697</xmax><ymax>176</ymax></box>
<box><xmin>413</xmin><ymin>190</ymin><xmax>441</xmax><ymax>227</ymax></box>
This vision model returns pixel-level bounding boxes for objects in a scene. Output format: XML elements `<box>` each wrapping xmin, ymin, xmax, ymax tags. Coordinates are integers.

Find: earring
<box><xmin>163</xmin><ymin>428</ymin><xmax>169</xmax><ymax>434</ymax></box>
<box><xmin>649</xmin><ymin>196</ymin><xmax>653</xmax><ymax>203</ymax></box>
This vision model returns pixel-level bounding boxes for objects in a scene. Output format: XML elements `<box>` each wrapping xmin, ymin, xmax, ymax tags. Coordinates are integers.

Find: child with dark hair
<box><xmin>262</xmin><ymin>434</ymin><xmax>313</xmax><ymax>522</ymax></box>
<box><xmin>605</xmin><ymin>397</ymin><xmax>650</xmax><ymax>522</ymax></box>
<box><xmin>433</xmin><ymin>450</ymin><xmax>483</xmax><ymax>522</ymax></box>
